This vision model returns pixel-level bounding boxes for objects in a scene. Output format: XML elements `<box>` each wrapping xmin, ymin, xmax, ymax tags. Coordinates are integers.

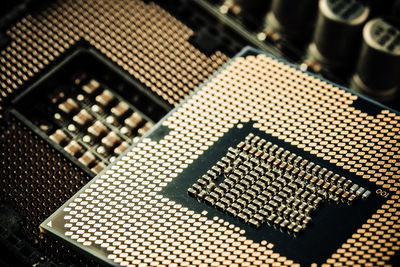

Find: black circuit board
<box><xmin>0</xmin><ymin>1</ymin><xmax>399</xmax><ymax>266</ymax></box>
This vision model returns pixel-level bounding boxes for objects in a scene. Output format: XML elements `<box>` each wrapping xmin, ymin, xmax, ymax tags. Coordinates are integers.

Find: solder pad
<box><xmin>41</xmin><ymin>47</ymin><xmax>400</xmax><ymax>266</ymax></box>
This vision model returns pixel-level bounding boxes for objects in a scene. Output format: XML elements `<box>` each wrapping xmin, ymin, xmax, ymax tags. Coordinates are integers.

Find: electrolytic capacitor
<box><xmin>352</xmin><ymin>17</ymin><xmax>400</xmax><ymax>99</ymax></box>
<box><xmin>265</xmin><ymin>0</ymin><xmax>318</xmax><ymax>39</ymax></box>
<box><xmin>309</xmin><ymin>0</ymin><xmax>369</xmax><ymax>67</ymax></box>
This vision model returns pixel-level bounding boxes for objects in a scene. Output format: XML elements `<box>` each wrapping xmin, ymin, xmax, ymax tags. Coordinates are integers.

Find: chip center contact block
<box><xmin>188</xmin><ymin>133</ymin><xmax>370</xmax><ymax>233</ymax></box>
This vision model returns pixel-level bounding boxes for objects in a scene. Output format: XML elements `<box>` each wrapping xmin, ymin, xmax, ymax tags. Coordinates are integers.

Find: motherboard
<box><xmin>0</xmin><ymin>0</ymin><xmax>399</xmax><ymax>266</ymax></box>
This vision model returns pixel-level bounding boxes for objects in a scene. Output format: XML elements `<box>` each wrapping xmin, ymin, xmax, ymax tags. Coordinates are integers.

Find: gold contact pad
<box><xmin>47</xmin><ymin>54</ymin><xmax>399</xmax><ymax>266</ymax></box>
<box><xmin>0</xmin><ymin>0</ymin><xmax>229</xmax><ymax>118</ymax></box>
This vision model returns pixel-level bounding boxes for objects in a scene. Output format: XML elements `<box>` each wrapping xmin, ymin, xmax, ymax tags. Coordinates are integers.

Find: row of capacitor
<box><xmin>220</xmin><ymin>0</ymin><xmax>400</xmax><ymax>102</ymax></box>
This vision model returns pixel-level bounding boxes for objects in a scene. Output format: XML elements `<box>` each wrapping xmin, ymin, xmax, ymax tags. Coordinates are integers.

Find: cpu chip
<box><xmin>41</xmin><ymin>47</ymin><xmax>400</xmax><ymax>266</ymax></box>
